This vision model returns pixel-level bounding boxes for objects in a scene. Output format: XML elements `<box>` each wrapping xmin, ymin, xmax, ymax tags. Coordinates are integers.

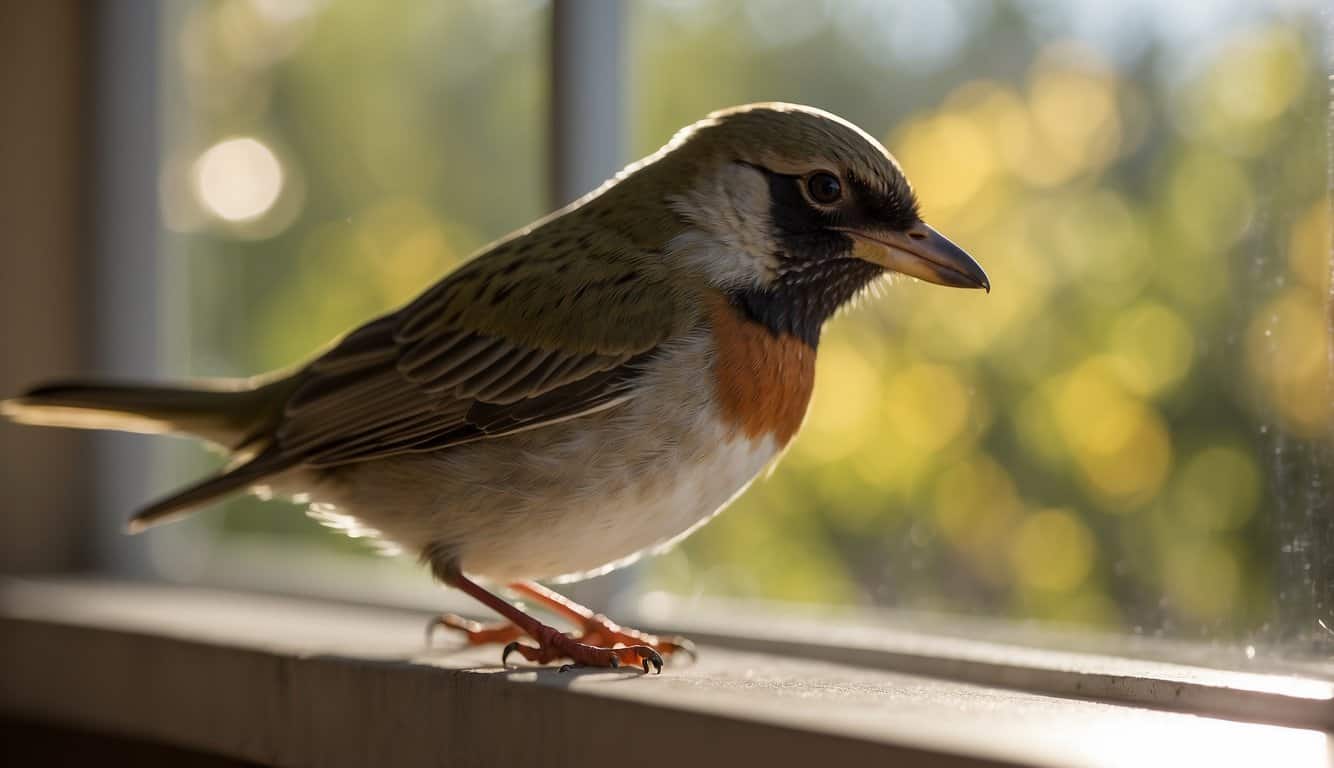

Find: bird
<box><xmin>2</xmin><ymin>103</ymin><xmax>988</xmax><ymax>673</ymax></box>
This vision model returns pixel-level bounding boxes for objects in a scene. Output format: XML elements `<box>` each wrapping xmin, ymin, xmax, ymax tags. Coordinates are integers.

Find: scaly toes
<box><xmin>569</xmin><ymin>642</ymin><xmax>661</xmax><ymax>673</ymax></box>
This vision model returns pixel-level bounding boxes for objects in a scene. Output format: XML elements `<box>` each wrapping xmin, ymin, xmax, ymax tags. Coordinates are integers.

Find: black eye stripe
<box><xmin>739</xmin><ymin>162</ymin><xmax>918</xmax><ymax>236</ymax></box>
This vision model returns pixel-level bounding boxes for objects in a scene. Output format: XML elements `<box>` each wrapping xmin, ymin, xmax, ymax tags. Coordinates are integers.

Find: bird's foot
<box><xmin>428</xmin><ymin>613</ymin><xmax>678</xmax><ymax>672</ymax></box>
<box><xmin>429</xmin><ymin>576</ymin><xmax>691</xmax><ymax>672</ymax></box>
<box><xmin>503</xmin><ymin>623</ymin><xmax>663</xmax><ymax>673</ymax></box>
<box><xmin>509</xmin><ymin>580</ymin><xmax>696</xmax><ymax>664</ymax></box>
<box><xmin>430</xmin><ymin>613</ymin><xmax>693</xmax><ymax>666</ymax></box>
<box><xmin>427</xmin><ymin>613</ymin><xmax>525</xmax><ymax>646</ymax></box>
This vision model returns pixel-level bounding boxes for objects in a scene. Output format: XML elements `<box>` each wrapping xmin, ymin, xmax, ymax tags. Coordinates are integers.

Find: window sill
<box><xmin>1</xmin><ymin>578</ymin><xmax>1330</xmax><ymax>767</ymax></box>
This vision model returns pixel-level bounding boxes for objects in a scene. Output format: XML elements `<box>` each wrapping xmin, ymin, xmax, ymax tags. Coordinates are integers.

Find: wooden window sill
<box><xmin>1</xmin><ymin>577</ymin><xmax>1330</xmax><ymax>767</ymax></box>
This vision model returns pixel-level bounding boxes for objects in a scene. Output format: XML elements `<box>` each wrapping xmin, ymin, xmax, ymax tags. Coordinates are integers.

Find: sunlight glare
<box><xmin>193</xmin><ymin>137</ymin><xmax>284</xmax><ymax>223</ymax></box>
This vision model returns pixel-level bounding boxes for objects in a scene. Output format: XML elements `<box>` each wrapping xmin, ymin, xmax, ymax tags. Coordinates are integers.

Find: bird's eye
<box><xmin>806</xmin><ymin>172</ymin><xmax>842</xmax><ymax>204</ymax></box>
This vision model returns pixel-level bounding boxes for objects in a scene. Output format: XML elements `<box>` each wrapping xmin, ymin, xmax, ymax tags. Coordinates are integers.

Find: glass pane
<box><xmin>629</xmin><ymin>0</ymin><xmax>1331</xmax><ymax>649</ymax></box>
<box><xmin>160</xmin><ymin>0</ymin><xmax>546</xmax><ymax>556</ymax></box>
<box><xmin>157</xmin><ymin>0</ymin><xmax>1330</xmax><ymax>658</ymax></box>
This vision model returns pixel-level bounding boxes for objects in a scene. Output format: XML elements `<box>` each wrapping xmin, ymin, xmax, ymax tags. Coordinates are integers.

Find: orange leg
<box><xmin>436</xmin><ymin>570</ymin><xmax>665</xmax><ymax>673</ymax></box>
<box><xmin>427</xmin><ymin>613</ymin><xmax>525</xmax><ymax>646</ymax></box>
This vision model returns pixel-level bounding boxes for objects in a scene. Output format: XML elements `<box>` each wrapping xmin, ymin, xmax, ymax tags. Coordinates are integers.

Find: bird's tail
<box><xmin>1</xmin><ymin>378</ymin><xmax>292</xmax><ymax>448</ymax></box>
<box><xmin>2</xmin><ymin>375</ymin><xmax>302</xmax><ymax>531</ymax></box>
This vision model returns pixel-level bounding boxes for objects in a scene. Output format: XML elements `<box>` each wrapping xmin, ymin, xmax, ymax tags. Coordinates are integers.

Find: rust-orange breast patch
<box><xmin>708</xmin><ymin>294</ymin><xmax>816</xmax><ymax>447</ymax></box>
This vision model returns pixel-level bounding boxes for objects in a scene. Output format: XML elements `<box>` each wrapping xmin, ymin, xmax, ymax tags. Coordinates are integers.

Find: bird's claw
<box><xmin>502</xmin><ymin>640</ymin><xmax>526</xmax><ymax>667</ymax></box>
<box><xmin>572</xmin><ymin>619</ymin><xmax>689</xmax><ymax>669</ymax></box>
<box><xmin>436</xmin><ymin>582</ymin><xmax>690</xmax><ymax>672</ymax></box>
<box><xmin>500</xmin><ymin>631</ymin><xmax>659</xmax><ymax>673</ymax></box>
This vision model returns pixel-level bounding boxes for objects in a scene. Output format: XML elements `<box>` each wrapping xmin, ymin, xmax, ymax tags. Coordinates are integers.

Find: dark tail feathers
<box><xmin>2</xmin><ymin>376</ymin><xmax>301</xmax><ymax>531</ymax></box>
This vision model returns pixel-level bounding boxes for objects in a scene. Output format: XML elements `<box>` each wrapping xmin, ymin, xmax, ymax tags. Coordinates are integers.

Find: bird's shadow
<box><xmin>493</xmin><ymin>664</ymin><xmax>651</xmax><ymax>687</ymax></box>
<box><xmin>412</xmin><ymin>642</ymin><xmax>659</xmax><ymax>686</ymax></box>
<box><xmin>304</xmin><ymin>650</ymin><xmax>652</xmax><ymax>691</ymax></box>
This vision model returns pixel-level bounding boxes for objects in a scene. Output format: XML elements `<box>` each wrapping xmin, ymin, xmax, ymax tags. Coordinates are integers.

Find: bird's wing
<box><xmin>272</xmin><ymin>241</ymin><xmax>686</xmax><ymax>468</ymax></box>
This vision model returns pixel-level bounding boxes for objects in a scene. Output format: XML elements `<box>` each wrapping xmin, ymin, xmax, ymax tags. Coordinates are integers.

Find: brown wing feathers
<box><xmin>267</xmin><ymin>238</ymin><xmax>682</xmax><ymax>468</ymax></box>
<box><xmin>276</xmin><ymin>329</ymin><xmax>639</xmax><ymax>467</ymax></box>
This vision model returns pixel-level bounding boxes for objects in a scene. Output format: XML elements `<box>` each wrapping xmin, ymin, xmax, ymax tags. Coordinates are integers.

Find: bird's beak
<box><xmin>841</xmin><ymin>222</ymin><xmax>990</xmax><ymax>292</ymax></box>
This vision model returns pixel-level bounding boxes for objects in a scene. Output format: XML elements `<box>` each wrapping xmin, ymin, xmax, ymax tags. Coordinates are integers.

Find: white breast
<box><xmin>498</xmin><ymin>416</ymin><xmax>779</xmax><ymax>583</ymax></box>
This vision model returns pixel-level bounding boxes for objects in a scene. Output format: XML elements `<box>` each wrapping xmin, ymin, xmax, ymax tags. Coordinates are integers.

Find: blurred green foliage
<box><xmin>169</xmin><ymin>0</ymin><xmax>1330</xmax><ymax>639</ymax></box>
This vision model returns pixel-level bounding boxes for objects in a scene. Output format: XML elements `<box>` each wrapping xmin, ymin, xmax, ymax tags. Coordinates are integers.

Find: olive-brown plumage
<box><xmin>3</xmin><ymin>103</ymin><xmax>989</xmax><ymax>671</ymax></box>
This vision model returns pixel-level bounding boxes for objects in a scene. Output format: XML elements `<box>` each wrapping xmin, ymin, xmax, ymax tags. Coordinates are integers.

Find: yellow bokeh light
<box><xmin>387</xmin><ymin>225</ymin><xmax>450</xmax><ymax>290</ymax></box>
<box><xmin>1106</xmin><ymin>303</ymin><xmax>1195</xmax><ymax>397</ymax></box>
<box><xmin>1287</xmin><ymin>201</ymin><xmax>1329</xmax><ymax>292</ymax></box>
<box><xmin>1052</xmin><ymin>362</ymin><xmax>1173</xmax><ymax>505</ymax></box>
<box><xmin>1008</xmin><ymin>508</ymin><xmax>1096</xmax><ymax>592</ymax></box>
<box><xmin>1190</xmin><ymin>25</ymin><xmax>1309</xmax><ymax>156</ymax></box>
<box><xmin>1013</xmin><ymin>389</ymin><xmax>1066</xmax><ymax>469</ymax></box>
<box><xmin>1246</xmin><ymin>289</ymin><xmax>1331</xmax><ymax>436</ymax></box>
<box><xmin>1167</xmin><ymin>149</ymin><xmax>1254</xmax><ymax>254</ymax></box>
<box><xmin>355</xmin><ymin>198</ymin><xmax>462</xmax><ymax>303</ymax></box>
<box><xmin>881</xmin><ymin>363</ymin><xmax>974</xmax><ymax>455</ymax></box>
<box><xmin>944</xmin><ymin>78</ymin><xmax>1062</xmax><ymax>192</ymax></box>
<box><xmin>848</xmin><ymin>440</ymin><xmax>918</xmax><ymax>496</ymax></box>
<box><xmin>894</xmin><ymin>111</ymin><xmax>997</xmax><ymax>214</ymax></box>
<box><xmin>991</xmin><ymin>87</ymin><xmax>1063</xmax><ymax>188</ymax></box>
<box><xmin>1083</xmin><ymin>414</ymin><xmax>1172</xmax><ymax>504</ymax></box>
<box><xmin>1029</xmin><ymin>61</ymin><xmax>1120</xmax><ymax>171</ymax></box>
<box><xmin>193</xmin><ymin>137</ymin><xmax>284</xmax><ymax>222</ymax></box>
<box><xmin>1210</xmin><ymin>28</ymin><xmax>1306</xmax><ymax>124</ymax></box>
<box><xmin>792</xmin><ymin>341</ymin><xmax>879</xmax><ymax>466</ymax></box>
<box><xmin>1172</xmin><ymin>446</ymin><xmax>1260</xmax><ymax>532</ymax></box>
<box><xmin>1047</xmin><ymin>190</ymin><xmax>1150</xmax><ymax>294</ymax></box>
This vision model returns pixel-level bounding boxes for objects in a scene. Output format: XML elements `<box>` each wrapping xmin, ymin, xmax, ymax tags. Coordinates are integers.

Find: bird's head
<box><xmin>611</xmin><ymin>103</ymin><xmax>989</xmax><ymax>345</ymax></box>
